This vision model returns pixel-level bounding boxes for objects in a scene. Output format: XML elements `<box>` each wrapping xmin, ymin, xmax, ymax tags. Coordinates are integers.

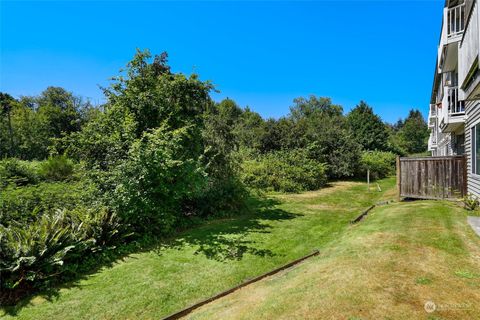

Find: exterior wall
<box><xmin>465</xmin><ymin>100</ymin><xmax>480</xmax><ymax>197</ymax></box>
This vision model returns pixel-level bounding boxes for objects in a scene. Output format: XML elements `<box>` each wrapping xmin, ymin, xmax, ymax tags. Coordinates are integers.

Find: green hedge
<box><xmin>240</xmin><ymin>149</ymin><xmax>327</xmax><ymax>193</ymax></box>
<box><xmin>359</xmin><ymin>150</ymin><xmax>396</xmax><ymax>180</ymax></box>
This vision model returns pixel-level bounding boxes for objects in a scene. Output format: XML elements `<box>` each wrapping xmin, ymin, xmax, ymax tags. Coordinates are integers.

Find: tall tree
<box><xmin>36</xmin><ymin>86</ymin><xmax>84</xmax><ymax>138</ymax></box>
<box><xmin>397</xmin><ymin>109</ymin><xmax>429</xmax><ymax>154</ymax></box>
<box><xmin>0</xmin><ymin>93</ymin><xmax>15</xmax><ymax>157</ymax></box>
<box><xmin>287</xmin><ymin>96</ymin><xmax>361</xmax><ymax>178</ymax></box>
<box><xmin>346</xmin><ymin>101</ymin><xmax>388</xmax><ymax>151</ymax></box>
<box><xmin>234</xmin><ymin>107</ymin><xmax>266</xmax><ymax>150</ymax></box>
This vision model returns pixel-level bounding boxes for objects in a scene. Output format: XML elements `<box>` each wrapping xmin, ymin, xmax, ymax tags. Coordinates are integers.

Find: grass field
<box><xmin>3</xmin><ymin>177</ymin><xmax>480</xmax><ymax>319</ymax></box>
<box><xmin>187</xmin><ymin>199</ymin><xmax>480</xmax><ymax>319</ymax></box>
<box><xmin>1</xmin><ymin>178</ymin><xmax>396</xmax><ymax>319</ymax></box>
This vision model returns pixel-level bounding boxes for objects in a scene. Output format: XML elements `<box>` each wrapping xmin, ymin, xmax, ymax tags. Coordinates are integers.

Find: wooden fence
<box><xmin>397</xmin><ymin>155</ymin><xmax>467</xmax><ymax>200</ymax></box>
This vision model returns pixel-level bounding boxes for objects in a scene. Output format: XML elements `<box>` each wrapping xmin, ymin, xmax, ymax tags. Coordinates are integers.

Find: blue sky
<box><xmin>0</xmin><ymin>1</ymin><xmax>443</xmax><ymax>123</ymax></box>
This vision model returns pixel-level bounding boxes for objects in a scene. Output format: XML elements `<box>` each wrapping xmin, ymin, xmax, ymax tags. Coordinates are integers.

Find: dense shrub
<box><xmin>359</xmin><ymin>150</ymin><xmax>396</xmax><ymax>180</ymax></box>
<box><xmin>0</xmin><ymin>158</ymin><xmax>39</xmax><ymax>187</ymax></box>
<box><xmin>0</xmin><ymin>181</ymin><xmax>96</xmax><ymax>226</ymax></box>
<box><xmin>240</xmin><ymin>149</ymin><xmax>327</xmax><ymax>193</ymax></box>
<box><xmin>0</xmin><ymin>207</ymin><xmax>123</xmax><ymax>305</ymax></box>
<box><xmin>38</xmin><ymin>155</ymin><xmax>75</xmax><ymax>181</ymax></box>
<box><xmin>111</xmin><ymin>125</ymin><xmax>207</xmax><ymax>234</ymax></box>
<box><xmin>198</xmin><ymin>101</ymin><xmax>249</xmax><ymax>218</ymax></box>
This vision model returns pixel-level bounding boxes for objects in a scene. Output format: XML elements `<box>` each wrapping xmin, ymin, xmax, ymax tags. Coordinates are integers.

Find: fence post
<box><xmin>396</xmin><ymin>156</ymin><xmax>401</xmax><ymax>201</ymax></box>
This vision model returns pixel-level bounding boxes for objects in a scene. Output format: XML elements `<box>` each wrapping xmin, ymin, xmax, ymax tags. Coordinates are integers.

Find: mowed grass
<box><xmin>187</xmin><ymin>200</ymin><xmax>480</xmax><ymax>319</ymax></box>
<box><xmin>1</xmin><ymin>178</ymin><xmax>396</xmax><ymax>319</ymax></box>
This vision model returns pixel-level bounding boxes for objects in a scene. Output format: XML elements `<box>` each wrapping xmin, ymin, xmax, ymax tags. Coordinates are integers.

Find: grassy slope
<box><xmin>188</xmin><ymin>201</ymin><xmax>480</xmax><ymax>319</ymax></box>
<box><xmin>1</xmin><ymin>178</ymin><xmax>395</xmax><ymax>319</ymax></box>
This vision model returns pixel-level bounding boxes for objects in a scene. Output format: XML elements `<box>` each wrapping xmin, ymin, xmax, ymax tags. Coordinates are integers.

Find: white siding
<box><xmin>465</xmin><ymin>100</ymin><xmax>480</xmax><ymax>197</ymax></box>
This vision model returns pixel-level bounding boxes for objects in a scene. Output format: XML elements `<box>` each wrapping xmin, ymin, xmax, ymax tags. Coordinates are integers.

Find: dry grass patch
<box><xmin>304</xmin><ymin>203</ymin><xmax>338</xmax><ymax>211</ymax></box>
<box><xmin>275</xmin><ymin>181</ymin><xmax>363</xmax><ymax>201</ymax></box>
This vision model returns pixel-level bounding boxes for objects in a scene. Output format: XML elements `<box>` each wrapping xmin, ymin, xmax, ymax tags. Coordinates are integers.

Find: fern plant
<box><xmin>0</xmin><ymin>207</ymin><xmax>122</xmax><ymax>305</ymax></box>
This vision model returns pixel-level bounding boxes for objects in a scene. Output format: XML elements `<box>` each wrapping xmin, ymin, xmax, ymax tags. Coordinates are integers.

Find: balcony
<box><xmin>438</xmin><ymin>3</ymin><xmax>466</xmax><ymax>73</ymax></box>
<box><xmin>447</xmin><ymin>3</ymin><xmax>466</xmax><ymax>39</ymax></box>
<box><xmin>428</xmin><ymin>134</ymin><xmax>438</xmax><ymax>151</ymax></box>
<box><xmin>439</xmin><ymin>86</ymin><xmax>465</xmax><ymax>132</ymax></box>
<box><xmin>428</xmin><ymin>104</ymin><xmax>437</xmax><ymax>128</ymax></box>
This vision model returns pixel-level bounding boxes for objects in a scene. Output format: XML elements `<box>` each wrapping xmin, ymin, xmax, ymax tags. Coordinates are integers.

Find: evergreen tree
<box><xmin>346</xmin><ymin>101</ymin><xmax>388</xmax><ymax>151</ymax></box>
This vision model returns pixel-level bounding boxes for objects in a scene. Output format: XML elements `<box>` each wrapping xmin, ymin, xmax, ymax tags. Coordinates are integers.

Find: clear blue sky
<box><xmin>0</xmin><ymin>0</ymin><xmax>443</xmax><ymax>123</ymax></box>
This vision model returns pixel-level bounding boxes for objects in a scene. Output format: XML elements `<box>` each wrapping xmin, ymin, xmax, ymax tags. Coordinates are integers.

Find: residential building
<box><xmin>428</xmin><ymin>0</ymin><xmax>480</xmax><ymax>196</ymax></box>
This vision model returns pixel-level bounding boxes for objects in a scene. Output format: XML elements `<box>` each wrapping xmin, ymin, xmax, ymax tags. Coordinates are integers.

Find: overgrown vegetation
<box><xmin>0</xmin><ymin>49</ymin><xmax>428</xmax><ymax>305</ymax></box>
<box><xmin>240</xmin><ymin>149</ymin><xmax>327</xmax><ymax>192</ymax></box>
<box><xmin>359</xmin><ymin>150</ymin><xmax>397</xmax><ymax>180</ymax></box>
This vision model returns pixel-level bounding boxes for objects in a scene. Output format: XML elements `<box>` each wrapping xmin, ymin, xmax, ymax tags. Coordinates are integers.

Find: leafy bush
<box><xmin>38</xmin><ymin>155</ymin><xmax>75</xmax><ymax>181</ymax></box>
<box><xmin>463</xmin><ymin>194</ymin><xmax>479</xmax><ymax>211</ymax></box>
<box><xmin>240</xmin><ymin>149</ymin><xmax>327</xmax><ymax>193</ymax></box>
<box><xmin>359</xmin><ymin>150</ymin><xmax>396</xmax><ymax>180</ymax></box>
<box><xmin>0</xmin><ymin>158</ymin><xmax>39</xmax><ymax>187</ymax></box>
<box><xmin>0</xmin><ymin>207</ymin><xmax>123</xmax><ymax>305</ymax></box>
<box><xmin>111</xmin><ymin>125</ymin><xmax>207</xmax><ymax>234</ymax></box>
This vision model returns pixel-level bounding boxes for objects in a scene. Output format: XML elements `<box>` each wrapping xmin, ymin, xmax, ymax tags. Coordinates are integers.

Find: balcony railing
<box><xmin>447</xmin><ymin>3</ymin><xmax>466</xmax><ymax>38</ymax></box>
<box><xmin>447</xmin><ymin>87</ymin><xmax>465</xmax><ymax>115</ymax></box>
<box><xmin>430</xmin><ymin>105</ymin><xmax>437</xmax><ymax>117</ymax></box>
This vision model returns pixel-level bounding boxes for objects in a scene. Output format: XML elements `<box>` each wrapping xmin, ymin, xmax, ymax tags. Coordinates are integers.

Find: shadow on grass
<box><xmin>156</xmin><ymin>198</ymin><xmax>301</xmax><ymax>261</ymax></box>
<box><xmin>1</xmin><ymin>196</ymin><xmax>301</xmax><ymax>316</ymax></box>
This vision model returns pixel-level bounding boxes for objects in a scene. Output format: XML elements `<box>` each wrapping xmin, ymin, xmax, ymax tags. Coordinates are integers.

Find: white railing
<box><xmin>447</xmin><ymin>3</ymin><xmax>466</xmax><ymax>38</ymax></box>
<box><xmin>447</xmin><ymin>87</ymin><xmax>465</xmax><ymax>114</ymax></box>
<box><xmin>428</xmin><ymin>133</ymin><xmax>438</xmax><ymax>151</ymax></box>
<box><xmin>430</xmin><ymin>104</ymin><xmax>437</xmax><ymax>117</ymax></box>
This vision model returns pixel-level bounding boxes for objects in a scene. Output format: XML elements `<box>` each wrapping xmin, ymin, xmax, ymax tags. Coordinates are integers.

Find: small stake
<box><xmin>367</xmin><ymin>169</ymin><xmax>370</xmax><ymax>191</ymax></box>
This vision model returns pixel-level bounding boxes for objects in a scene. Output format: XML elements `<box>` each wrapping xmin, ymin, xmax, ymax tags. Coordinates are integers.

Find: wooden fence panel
<box><xmin>398</xmin><ymin>156</ymin><xmax>467</xmax><ymax>200</ymax></box>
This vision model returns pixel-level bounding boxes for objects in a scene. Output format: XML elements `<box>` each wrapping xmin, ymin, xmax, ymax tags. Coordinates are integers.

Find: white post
<box><xmin>367</xmin><ymin>168</ymin><xmax>370</xmax><ymax>191</ymax></box>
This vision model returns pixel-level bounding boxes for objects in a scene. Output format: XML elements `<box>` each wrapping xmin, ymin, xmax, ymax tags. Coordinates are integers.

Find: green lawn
<box><xmin>188</xmin><ymin>199</ymin><xmax>480</xmax><ymax>319</ymax></box>
<box><xmin>1</xmin><ymin>178</ymin><xmax>396</xmax><ymax>319</ymax></box>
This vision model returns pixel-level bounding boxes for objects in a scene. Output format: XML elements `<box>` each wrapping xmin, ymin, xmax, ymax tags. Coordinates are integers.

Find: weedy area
<box><xmin>1</xmin><ymin>178</ymin><xmax>396</xmax><ymax>319</ymax></box>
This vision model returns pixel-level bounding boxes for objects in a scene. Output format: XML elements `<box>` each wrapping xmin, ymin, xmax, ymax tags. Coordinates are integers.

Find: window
<box><xmin>472</xmin><ymin>125</ymin><xmax>480</xmax><ymax>174</ymax></box>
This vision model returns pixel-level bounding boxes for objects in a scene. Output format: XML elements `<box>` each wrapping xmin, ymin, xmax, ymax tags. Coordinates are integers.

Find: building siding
<box><xmin>465</xmin><ymin>100</ymin><xmax>480</xmax><ymax>197</ymax></box>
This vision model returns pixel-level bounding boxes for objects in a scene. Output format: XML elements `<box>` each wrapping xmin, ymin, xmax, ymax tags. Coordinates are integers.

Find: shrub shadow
<box><xmin>156</xmin><ymin>197</ymin><xmax>301</xmax><ymax>262</ymax></box>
